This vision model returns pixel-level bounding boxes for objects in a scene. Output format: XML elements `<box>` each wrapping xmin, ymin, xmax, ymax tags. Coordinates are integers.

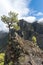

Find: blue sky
<box><xmin>29</xmin><ymin>0</ymin><xmax>43</xmax><ymax>19</ymax></box>
<box><xmin>0</xmin><ymin>0</ymin><xmax>43</xmax><ymax>31</ymax></box>
<box><xmin>0</xmin><ymin>0</ymin><xmax>43</xmax><ymax>21</ymax></box>
<box><xmin>30</xmin><ymin>0</ymin><xmax>43</xmax><ymax>12</ymax></box>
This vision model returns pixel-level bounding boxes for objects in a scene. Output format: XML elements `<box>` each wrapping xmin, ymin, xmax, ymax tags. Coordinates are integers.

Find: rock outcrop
<box><xmin>15</xmin><ymin>33</ymin><xmax>43</xmax><ymax>65</ymax></box>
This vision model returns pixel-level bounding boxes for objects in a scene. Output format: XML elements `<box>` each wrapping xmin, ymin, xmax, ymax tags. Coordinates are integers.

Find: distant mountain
<box><xmin>0</xmin><ymin>19</ymin><xmax>43</xmax><ymax>52</ymax></box>
<box><xmin>0</xmin><ymin>31</ymin><xmax>8</xmax><ymax>39</ymax></box>
<box><xmin>38</xmin><ymin>22</ymin><xmax>43</xmax><ymax>25</ymax></box>
<box><xmin>0</xmin><ymin>31</ymin><xmax>9</xmax><ymax>52</ymax></box>
<box><xmin>0</xmin><ymin>36</ymin><xmax>8</xmax><ymax>51</ymax></box>
<box><xmin>18</xmin><ymin>19</ymin><xmax>43</xmax><ymax>49</ymax></box>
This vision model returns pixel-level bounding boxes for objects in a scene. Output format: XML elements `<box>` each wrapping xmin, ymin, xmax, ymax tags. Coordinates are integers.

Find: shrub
<box><xmin>0</xmin><ymin>53</ymin><xmax>5</xmax><ymax>65</ymax></box>
<box><xmin>32</xmin><ymin>36</ymin><xmax>37</xmax><ymax>43</ymax></box>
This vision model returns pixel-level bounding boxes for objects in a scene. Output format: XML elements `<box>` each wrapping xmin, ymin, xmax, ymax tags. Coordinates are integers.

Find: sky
<box><xmin>0</xmin><ymin>0</ymin><xmax>43</xmax><ymax>31</ymax></box>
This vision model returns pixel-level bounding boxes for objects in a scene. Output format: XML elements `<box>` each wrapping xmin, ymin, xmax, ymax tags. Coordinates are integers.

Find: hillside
<box><xmin>0</xmin><ymin>19</ymin><xmax>43</xmax><ymax>65</ymax></box>
<box><xmin>0</xmin><ymin>33</ymin><xmax>43</xmax><ymax>65</ymax></box>
<box><xmin>18</xmin><ymin>19</ymin><xmax>43</xmax><ymax>49</ymax></box>
<box><xmin>14</xmin><ymin>33</ymin><xmax>43</xmax><ymax>65</ymax></box>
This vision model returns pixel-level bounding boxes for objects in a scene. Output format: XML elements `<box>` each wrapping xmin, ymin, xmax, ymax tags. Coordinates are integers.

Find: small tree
<box><xmin>1</xmin><ymin>11</ymin><xmax>20</xmax><ymax>65</ymax></box>
<box><xmin>1</xmin><ymin>11</ymin><xmax>20</xmax><ymax>41</ymax></box>
<box><xmin>1</xmin><ymin>11</ymin><xmax>20</xmax><ymax>31</ymax></box>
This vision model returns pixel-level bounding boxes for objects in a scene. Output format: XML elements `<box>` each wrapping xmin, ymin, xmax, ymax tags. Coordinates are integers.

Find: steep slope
<box><xmin>15</xmin><ymin>33</ymin><xmax>43</xmax><ymax>65</ymax></box>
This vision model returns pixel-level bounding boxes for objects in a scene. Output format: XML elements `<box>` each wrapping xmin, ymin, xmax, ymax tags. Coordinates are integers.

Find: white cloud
<box><xmin>12</xmin><ymin>0</ymin><xmax>31</xmax><ymax>18</ymax></box>
<box><xmin>0</xmin><ymin>0</ymin><xmax>32</xmax><ymax>31</ymax></box>
<box><xmin>37</xmin><ymin>12</ymin><xmax>43</xmax><ymax>16</ymax></box>
<box><xmin>22</xmin><ymin>16</ymin><xmax>36</xmax><ymax>23</ymax></box>
<box><xmin>38</xmin><ymin>18</ymin><xmax>43</xmax><ymax>23</ymax></box>
<box><xmin>0</xmin><ymin>20</ymin><xmax>9</xmax><ymax>32</ymax></box>
<box><xmin>33</xmin><ymin>12</ymin><xmax>43</xmax><ymax>16</ymax></box>
<box><xmin>0</xmin><ymin>0</ymin><xmax>13</xmax><ymax>16</ymax></box>
<box><xmin>29</xmin><ymin>9</ymin><xmax>37</xmax><ymax>16</ymax></box>
<box><xmin>0</xmin><ymin>0</ymin><xmax>31</xmax><ymax>18</ymax></box>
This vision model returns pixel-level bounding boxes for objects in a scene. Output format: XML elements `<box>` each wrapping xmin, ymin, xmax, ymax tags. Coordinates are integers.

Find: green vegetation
<box><xmin>1</xmin><ymin>11</ymin><xmax>20</xmax><ymax>31</ymax></box>
<box><xmin>0</xmin><ymin>53</ymin><xmax>15</xmax><ymax>65</ymax></box>
<box><xmin>32</xmin><ymin>36</ymin><xmax>37</xmax><ymax>45</ymax></box>
<box><xmin>1</xmin><ymin>11</ymin><xmax>20</xmax><ymax>65</ymax></box>
<box><xmin>0</xmin><ymin>53</ymin><xmax>5</xmax><ymax>65</ymax></box>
